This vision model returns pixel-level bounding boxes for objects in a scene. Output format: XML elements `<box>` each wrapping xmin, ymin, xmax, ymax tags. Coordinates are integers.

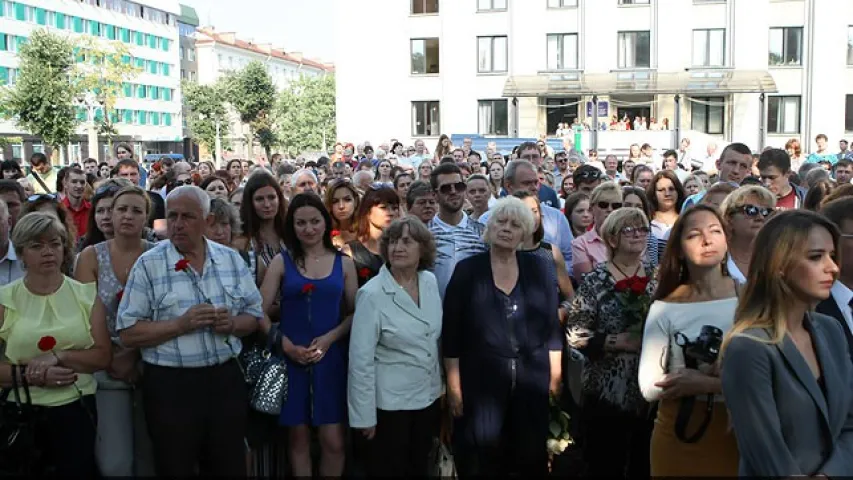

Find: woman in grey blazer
<box><xmin>721</xmin><ymin>210</ymin><xmax>853</xmax><ymax>477</ymax></box>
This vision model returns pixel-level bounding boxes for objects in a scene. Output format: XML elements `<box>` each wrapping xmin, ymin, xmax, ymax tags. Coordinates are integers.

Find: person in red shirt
<box><xmin>60</xmin><ymin>167</ymin><xmax>90</xmax><ymax>239</ymax></box>
<box><xmin>758</xmin><ymin>148</ymin><xmax>806</xmax><ymax>210</ymax></box>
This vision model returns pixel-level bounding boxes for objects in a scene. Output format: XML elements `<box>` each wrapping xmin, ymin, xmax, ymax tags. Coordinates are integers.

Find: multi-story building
<box><xmin>0</xmin><ymin>0</ymin><xmax>183</xmax><ymax>163</ymax></box>
<box><xmin>336</xmin><ymin>0</ymin><xmax>853</xmax><ymax>156</ymax></box>
<box><xmin>177</xmin><ymin>3</ymin><xmax>198</xmax><ymax>160</ymax></box>
<box><xmin>194</xmin><ymin>26</ymin><xmax>333</xmax><ymax>159</ymax></box>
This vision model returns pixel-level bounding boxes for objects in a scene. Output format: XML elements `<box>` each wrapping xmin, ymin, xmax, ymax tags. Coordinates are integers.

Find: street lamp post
<box><xmin>75</xmin><ymin>91</ymin><xmax>105</xmax><ymax>163</ymax></box>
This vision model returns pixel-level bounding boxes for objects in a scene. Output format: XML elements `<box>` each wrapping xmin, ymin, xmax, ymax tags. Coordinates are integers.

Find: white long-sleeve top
<box><xmin>347</xmin><ymin>266</ymin><xmax>443</xmax><ymax>429</ymax></box>
<box><xmin>638</xmin><ymin>297</ymin><xmax>737</xmax><ymax>403</ymax></box>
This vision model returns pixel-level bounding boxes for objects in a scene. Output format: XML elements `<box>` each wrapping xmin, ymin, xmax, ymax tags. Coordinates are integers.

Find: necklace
<box><xmin>612</xmin><ymin>260</ymin><xmax>642</xmax><ymax>279</ymax></box>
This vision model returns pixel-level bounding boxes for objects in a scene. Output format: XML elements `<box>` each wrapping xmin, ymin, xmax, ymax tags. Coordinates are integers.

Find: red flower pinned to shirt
<box><xmin>116</xmin><ymin>289</ymin><xmax>124</xmax><ymax>302</ymax></box>
<box><xmin>330</xmin><ymin>229</ymin><xmax>341</xmax><ymax>238</ymax></box>
<box><xmin>174</xmin><ymin>259</ymin><xmax>190</xmax><ymax>272</ymax></box>
<box><xmin>301</xmin><ymin>283</ymin><xmax>316</xmax><ymax>296</ymax></box>
<box><xmin>614</xmin><ymin>278</ymin><xmax>631</xmax><ymax>292</ymax></box>
<box><xmin>630</xmin><ymin>276</ymin><xmax>650</xmax><ymax>295</ymax></box>
<box><xmin>37</xmin><ymin>335</ymin><xmax>57</xmax><ymax>352</ymax></box>
<box><xmin>358</xmin><ymin>267</ymin><xmax>371</xmax><ymax>279</ymax></box>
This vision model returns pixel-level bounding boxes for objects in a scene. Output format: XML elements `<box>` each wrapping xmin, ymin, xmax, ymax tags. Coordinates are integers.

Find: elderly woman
<box><xmin>0</xmin><ymin>212</ymin><xmax>111</xmax><ymax>475</ymax></box>
<box><xmin>719</xmin><ymin>185</ymin><xmax>776</xmax><ymax>283</ymax></box>
<box><xmin>443</xmin><ymin>197</ymin><xmax>562</xmax><ymax>477</ymax></box>
<box><xmin>348</xmin><ymin>217</ymin><xmax>442</xmax><ymax>476</ymax></box>
<box><xmin>566</xmin><ymin>207</ymin><xmax>656</xmax><ymax>478</ymax></box>
<box><xmin>571</xmin><ymin>182</ymin><xmax>623</xmax><ymax>282</ymax></box>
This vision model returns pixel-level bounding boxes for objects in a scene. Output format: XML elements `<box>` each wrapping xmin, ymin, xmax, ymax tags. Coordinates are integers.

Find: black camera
<box><xmin>675</xmin><ymin>325</ymin><xmax>723</xmax><ymax>368</ymax></box>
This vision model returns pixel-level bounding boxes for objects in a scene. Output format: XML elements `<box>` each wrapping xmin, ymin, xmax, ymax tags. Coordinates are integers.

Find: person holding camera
<box><xmin>638</xmin><ymin>205</ymin><xmax>740</xmax><ymax>476</ymax></box>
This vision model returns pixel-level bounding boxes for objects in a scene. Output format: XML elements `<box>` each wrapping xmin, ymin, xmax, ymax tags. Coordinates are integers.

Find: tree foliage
<box><xmin>1</xmin><ymin>29</ymin><xmax>79</xmax><ymax>154</ymax></box>
<box><xmin>183</xmin><ymin>80</ymin><xmax>231</xmax><ymax>155</ymax></box>
<box><xmin>74</xmin><ymin>37</ymin><xmax>141</xmax><ymax>115</ymax></box>
<box><xmin>275</xmin><ymin>74</ymin><xmax>336</xmax><ymax>156</ymax></box>
<box><xmin>223</xmin><ymin>61</ymin><xmax>277</xmax><ymax>156</ymax></box>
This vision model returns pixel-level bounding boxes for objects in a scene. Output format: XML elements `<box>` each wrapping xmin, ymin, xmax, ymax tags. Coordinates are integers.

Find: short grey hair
<box><xmin>353</xmin><ymin>170</ymin><xmax>374</xmax><ymax>188</ymax></box>
<box><xmin>504</xmin><ymin>159</ymin><xmax>536</xmax><ymax>187</ymax></box>
<box><xmin>209</xmin><ymin>198</ymin><xmax>241</xmax><ymax>236</ymax></box>
<box><xmin>291</xmin><ymin>168</ymin><xmax>318</xmax><ymax>188</ymax></box>
<box><xmin>482</xmin><ymin>197</ymin><xmax>535</xmax><ymax>248</ymax></box>
<box><xmin>166</xmin><ymin>185</ymin><xmax>211</xmax><ymax>217</ymax></box>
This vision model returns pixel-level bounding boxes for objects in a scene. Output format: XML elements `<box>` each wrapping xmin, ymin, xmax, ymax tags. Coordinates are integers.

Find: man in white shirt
<box><xmin>817</xmin><ymin>197</ymin><xmax>853</xmax><ymax>362</ymax></box>
<box><xmin>0</xmin><ymin>199</ymin><xmax>23</xmax><ymax>286</ymax></box>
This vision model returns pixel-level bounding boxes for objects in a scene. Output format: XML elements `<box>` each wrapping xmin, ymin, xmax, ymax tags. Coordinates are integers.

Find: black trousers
<box><xmin>142</xmin><ymin>360</ymin><xmax>248</xmax><ymax>477</ymax></box>
<box><xmin>37</xmin><ymin>395</ymin><xmax>98</xmax><ymax>476</ymax></box>
<box><xmin>581</xmin><ymin>395</ymin><xmax>651</xmax><ymax>478</ymax></box>
<box><xmin>366</xmin><ymin>400</ymin><xmax>440</xmax><ymax>477</ymax></box>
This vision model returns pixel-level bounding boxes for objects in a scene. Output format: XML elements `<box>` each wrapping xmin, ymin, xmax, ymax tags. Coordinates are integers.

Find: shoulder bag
<box><xmin>248</xmin><ymin>330</ymin><xmax>288</xmax><ymax>415</ymax></box>
<box><xmin>0</xmin><ymin>365</ymin><xmax>46</xmax><ymax>475</ymax></box>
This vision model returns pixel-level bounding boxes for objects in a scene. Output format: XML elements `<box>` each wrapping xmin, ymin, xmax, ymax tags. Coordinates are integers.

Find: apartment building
<box><xmin>177</xmin><ymin>3</ymin><xmax>198</xmax><ymax>159</ymax></box>
<box><xmin>336</xmin><ymin>0</ymin><xmax>853</xmax><ymax>155</ymax></box>
<box><xmin>0</xmin><ymin>0</ymin><xmax>183</xmax><ymax>162</ymax></box>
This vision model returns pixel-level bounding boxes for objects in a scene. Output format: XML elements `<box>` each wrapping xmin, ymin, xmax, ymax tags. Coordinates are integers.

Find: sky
<box><xmin>181</xmin><ymin>0</ymin><xmax>336</xmax><ymax>63</ymax></box>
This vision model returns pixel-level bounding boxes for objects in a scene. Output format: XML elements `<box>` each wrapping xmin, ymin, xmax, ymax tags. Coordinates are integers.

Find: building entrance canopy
<box><xmin>502</xmin><ymin>70</ymin><xmax>778</xmax><ymax>97</ymax></box>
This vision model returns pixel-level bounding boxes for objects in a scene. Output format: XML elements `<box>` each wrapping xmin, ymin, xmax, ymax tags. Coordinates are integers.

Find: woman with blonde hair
<box><xmin>785</xmin><ymin>138</ymin><xmax>804</xmax><ymax>173</ymax></box>
<box><xmin>571</xmin><ymin>182</ymin><xmax>623</xmax><ymax>282</ymax></box>
<box><xmin>721</xmin><ymin>210</ymin><xmax>853</xmax><ymax>477</ymax></box>
<box><xmin>719</xmin><ymin>185</ymin><xmax>776</xmax><ymax>283</ymax></box>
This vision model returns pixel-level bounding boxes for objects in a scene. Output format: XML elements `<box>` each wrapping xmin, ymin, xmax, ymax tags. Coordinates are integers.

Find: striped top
<box><xmin>428</xmin><ymin>213</ymin><xmax>487</xmax><ymax>300</ymax></box>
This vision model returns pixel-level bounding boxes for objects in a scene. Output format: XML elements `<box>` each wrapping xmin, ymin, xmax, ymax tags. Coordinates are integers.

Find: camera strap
<box><xmin>674</xmin><ymin>393</ymin><xmax>715</xmax><ymax>443</ymax></box>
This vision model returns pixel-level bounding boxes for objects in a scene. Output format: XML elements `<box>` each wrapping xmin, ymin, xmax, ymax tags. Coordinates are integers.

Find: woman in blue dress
<box><xmin>259</xmin><ymin>193</ymin><xmax>358</xmax><ymax>477</ymax></box>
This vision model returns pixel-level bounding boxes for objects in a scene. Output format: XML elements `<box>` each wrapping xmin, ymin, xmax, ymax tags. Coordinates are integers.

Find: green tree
<box><xmin>0</xmin><ymin>29</ymin><xmax>79</xmax><ymax>162</ymax></box>
<box><xmin>275</xmin><ymin>74</ymin><xmax>336</xmax><ymax>157</ymax></box>
<box><xmin>183</xmin><ymin>80</ymin><xmax>231</xmax><ymax>157</ymax></box>
<box><xmin>224</xmin><ymin>61</ymin><xmax>276</xmax><ymax>156</ymax></box>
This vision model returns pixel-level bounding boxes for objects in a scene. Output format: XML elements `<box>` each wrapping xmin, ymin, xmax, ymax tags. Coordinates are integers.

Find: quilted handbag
<box><xmin>0</xmin><ymin>365</ymin><xmax>46</xmax><ymax>475</ymax></box>
<box><xmin>248</xmin><ymin>333</ymin><xmax>288</xmax><ymax>415</ymax></box>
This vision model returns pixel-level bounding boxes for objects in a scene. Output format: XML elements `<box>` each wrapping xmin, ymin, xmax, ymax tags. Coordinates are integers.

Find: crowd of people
<box><xmin>0</xmin><ymin>132</ymin><xmax>852</xmax><ymax>478</ymax></box>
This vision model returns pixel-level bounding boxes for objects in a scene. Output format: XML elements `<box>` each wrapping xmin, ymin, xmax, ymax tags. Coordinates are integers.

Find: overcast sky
<box><xmin>181</xmin><ymin>0</ymin><xmax>336</xmax><ymax>62</ymax></box>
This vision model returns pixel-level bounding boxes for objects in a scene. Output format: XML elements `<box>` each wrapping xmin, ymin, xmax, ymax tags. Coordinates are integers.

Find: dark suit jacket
<box><xmin>815</xmin><ymin>296</ymin><xmax>853</xmax><ymax>362</ymax></box>
<box><xmin>721</xmin><ymin>313</ymin><xmax>853</xmax><ymax>477</ymax></box>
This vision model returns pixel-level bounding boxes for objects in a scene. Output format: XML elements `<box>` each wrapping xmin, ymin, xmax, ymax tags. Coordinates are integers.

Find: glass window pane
<box><xmin>411</xmin><ymin>40</ymin><xmax>425</xmax><ymax>74</ymax></box>
<box><xmin>479</xmin><ymin>101</ymin><xmax>493</xmax><ymax>134</ymax></box>
<box><xmin>493</xmin><ymin>0</ymin><xmax>507</xmax><ymax>8</ymax></box>
<box><xmin>846</xmin><ymin>95</ymin><xmax>853</xmax><ymax>132</ymax></box>
<box><xmin>547</xmin><ymin>35</ymin><xmax>559</xmax><ymax>70</ymax></box>
<box><xmin>429</xmin><ymin>102</ymin><xmax>440</xmax><ymax>136</ymax></box>
<box><xmin>691</xmin><ymin>103</ymin><xmax>707</xmax><ymax>133</ymax></box>
<box><xmin>478</xmin><ymin>0</ymin><xmax>491</xmax><ymax>10</ymax></box>
<box><xmin>708</xmin><ymin>103</ymin><xmax>724</xmax><ymax>134</ymax></box>
<box><xmin>563</xmin><ymin>34</ymin><xmax>577</xmax><ymax>69</ymax></box>
<box><xmin>769</xmin><ymin>29</ymin><xmax>783</xmax><ymax>65</ymax></box>
<box><xmin>848</xmin><ymin>27</ymin><xmax>853</xmax><ymax>65</ymax></box>
<box><xmin>493</xmin><ymin>37</ymin><xmax>507</xmax><ymax>72</ymax></box>
<box><xmin>494</xmin><ymin>100</ymin><xmax>508</xmax><ymax>135</ymax></box>
<box><xmin>693</xmin><ymin>30</ymin><xmax>706</xmax><ymax>66</ymax></box>
<box><xmin>709</xmin><ymin>30</ymin><xmax>724</xmax><ymax>66</ymax></box>
<box><xmin>636</xmin><ymin>32</ymin><xmax>650</xmax><ymax>67</ymax></box>
<box><xmin>782</xmin><ymin>97</ymin><xmax>799</xmax><ymax>132</ymax></box>
<box><xmin>786</xmin><ymin>28</ymin><xmax>802</xmax><ymax>64</ymax></box>
<box><xmin>478</xmin><ymin>38</ymin><xmax>492</xmax><ymax>72</ymax></box>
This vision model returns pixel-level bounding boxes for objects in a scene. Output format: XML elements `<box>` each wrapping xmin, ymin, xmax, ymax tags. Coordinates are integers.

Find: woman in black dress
<box><xmin>341</xmin><ymin>185</ymin><xmax>400</xmax><ymax>286</ymax></box>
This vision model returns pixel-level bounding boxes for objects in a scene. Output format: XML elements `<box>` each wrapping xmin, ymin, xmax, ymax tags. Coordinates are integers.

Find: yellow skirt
<box><xmin>650</xmin><ymin>398</ymin><xmax>739</xmax><ymax>477</ymax></box>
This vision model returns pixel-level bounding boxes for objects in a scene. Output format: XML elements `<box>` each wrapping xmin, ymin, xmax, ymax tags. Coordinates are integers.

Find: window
<box><xmin>32</xmin><ymin>144</ymin><xmax>44</xmax><ymax>154</ymax></box>
<box><xmin>179</xmin><ymin>46</ymin><xmax>184</xmax><ymax>60</ymax></box>
<box><xmin>690</xmin><ymin>97</ymin><xmax>724</xmax><ymax>134</ymax></box>
<box><xmin>769</xmin><ymin>27</ymin><xmax>803</xmax><ymax>66</ymax></box>
<box><xmin>410</xmin><ymin>38</ymin><xmax>440</xmax><ymax>74</ymax></box>
<box><xmin>693</xmin><ymin>29</ymin><xmax>725</xmax><ymax>67</ymax></box>
<box><xmin>617</xmin><ymin>31</ymin><xmax>651</xmax><ymax>68</ymax></box>
<box><xmin>412</xmin><ymin>101</ymin><xmax>440</xmax><ymax>136</ymax></box>
<box><xmin>547</xmin><ymin>33</ymin><xmax>578</xmax><ymax>70</ymax></box>
<box><xmin>768</xmin><ymin>96</ymin><xmax>801</xmax><ymax>134</ymax></box>
<box><xmin>188</xmin><ymin>71</ymin><xmax>196</xmax><ymax>81</ymax></box>
<box><xmin>619</xmin><ymin>0</ymin><xmax>650</xmax><ymax>4</ymax></box>
<box><xmin>477</xmin><ymin>0</ymin><xmax>507</xmax><ymax>11</ymax></box>
<box><xmin>848</xmin><ymin>26</ymin><xmax>853</xmax><ymax>65</ymax></box>
<box><xmin>478</xmin><ymin>100</ymin><xmax>509</xmax><ymax>135</ymax></box>
<box><xmin>11</xmin><ymin>143</ymin><xmax>21</xmax><ymax>159</ymax></box>
<box><xmin>477</xmin><ymin>36</ymin><xmax>508</xmax><ymax>73</ymax></box>
<box><xmin>188</xmin><ymin>48</ymin><xmax>195</xmax><ymax>61</ymax></box>
<box><xmin>846</xmin><ymin>95</ymin><xmax>853</xmax><ymax>132</ymax></box>
<box><xmin>411</xmin><ymin>0</ymin><xmax>438</xmax><ymax>14</ymax></box>
<box><xmin>548</xmin><ymin>0</ymin><xmax>578</xmax><ymax>7</ymax></box>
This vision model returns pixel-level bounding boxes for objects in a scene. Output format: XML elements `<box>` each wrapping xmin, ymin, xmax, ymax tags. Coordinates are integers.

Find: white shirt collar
<box><xmin>831</xmin><ymin>281</ymin><xmax>853</xmax><ymax>308</ymax></box>
<box><xmin>432</xmin><ymin>212</ymin><xmax>470</xmax><ymax>230</ymax></box>
<box><xmin>0</xmin><ymin>242</ymin><xmax>16</xmax><ymax>263</ymax></box>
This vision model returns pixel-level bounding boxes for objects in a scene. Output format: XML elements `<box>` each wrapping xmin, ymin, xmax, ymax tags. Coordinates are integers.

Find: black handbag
<box><xmin>0</xmin><ymin>365</ymin><xmax>46</xmax><ymax>475</ymax></box>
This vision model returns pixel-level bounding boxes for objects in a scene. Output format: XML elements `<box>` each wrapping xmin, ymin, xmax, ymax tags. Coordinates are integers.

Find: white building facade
<box><xmin>0</xmin><ymin>0</ymin><xmax>183</xmax><ymax>162</ymax></box>
<box><xmin>194</xmin><ymin>27</ymin><xmax>332</xmax><ymax>159</ymax></box>
<box><xmin>336</xmin><ymin>0</ymin><xmax>853</xmax><ymax>156</ymax></box>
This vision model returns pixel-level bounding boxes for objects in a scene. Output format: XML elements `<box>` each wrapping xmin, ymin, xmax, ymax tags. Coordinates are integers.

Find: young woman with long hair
<box><xmin>226</xmin><ymin>159</ymin><xmax>244</xmax><ymax>188</ymax></box>
<box><xmin>324</xmin><ymin>179</ymin><xmax>360</xmax><ymax>249</ymax></box>
<box><xmin>434</xmin><ymin>134</ymin><xmax>452</xmax><ymax>162</ymax></box>
<box><xmin>647</xmin><ymin>170</ymin><xmax>685</xmax><ymax>239</ymax></box>
<box><xmin>341</xmin><ymin>185</ymin><xmax>401</xmax><ymax>286</ymax></box>
<box><xmin>258</xmin><ymin>193</ymin><xmax>358</xmax><ymax>478</ymax></box>
<box><xmin>638</xmin><ymin>205</ymin><xmax>739</xmax><ymax>476</ymax></box>
<box><xmin>374</xmin><ymin>160</ymin><xmax>393</xmax><ymax>184</ymax></box>
<box><xmin>564</xmin><ymin>192</ymin><xmax>592</xmax><ymax>238</ymax></box>
<box><xmin>233</xmin><ymin>171</ymin><xmax>289</xmax><ymax>268</ymax></box>
<box><xmin>74</xmin><ymin>185</ymin><xmax>156</xmax><ymax>476</ymax></box>
<box><xmin>720</xmin><ymin>210</ymin><xmax>853</xmax><ymax>477</ymax></box>
<box><xmin>488</xmin><ymin>161</ymin><xmax>504</xmax><ymax>199</ymax></box>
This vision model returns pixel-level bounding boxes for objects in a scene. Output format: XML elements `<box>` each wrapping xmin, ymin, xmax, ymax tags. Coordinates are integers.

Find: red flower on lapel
<box><xmin>174</xmin><ymin>259</ymin><xmax>190</xmax><ymax>272</ymax></box>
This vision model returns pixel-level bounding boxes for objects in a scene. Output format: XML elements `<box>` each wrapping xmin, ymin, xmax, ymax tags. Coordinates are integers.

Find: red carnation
<box><xmin>174</xmin><ymin>259</ymin><xmax>190</xmax><ymax>272</ymax></box>
<box><xmin>358</xmin><ymin>267</ymin><xmax>371</xmax><ymax>279</ymax></box>
<box><xmin>330</xmin><ymin>229</ymin><xmax>341</xmax><ymax>238</ymax></box>
<box><xmin>630</xmin><ymin>277</ymin><xmax>648</xmax><ymax>295</ymax></box>
<box><xmin>37</xmin><ymin>335</ymin><xmax>57</xmax><ymax>352</ymax></box>
<box><xmin>301</xmin><ymin>283</ymin><xmax>316</xmax><ymax>295</ymax></box>
<box><xmin>116</xmin><ymin>289</ymin><xmax>124</xmax><ymax>302</ymax></box>
<box><xmin>614</xmin><ymin>278</ymin><xmax>631</xmax><ymax>292</ymax></box>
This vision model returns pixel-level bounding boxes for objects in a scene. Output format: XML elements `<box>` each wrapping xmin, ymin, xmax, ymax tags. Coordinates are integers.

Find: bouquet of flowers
<box><xmin>546</xmin><ymin>393</ymin><xmax>573</xmax><ymax>458</ymax></box>
<box><xmin>614</xmin><ymin>275</ymin><xmax>651</xmax><ymax>339</ymax></box>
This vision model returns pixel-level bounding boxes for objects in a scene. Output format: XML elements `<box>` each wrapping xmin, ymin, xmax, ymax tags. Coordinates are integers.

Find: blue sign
<box><xmin>586</xmin><ymin>101</ymin><xmax>609</xmax><ymax>117</ymax></box>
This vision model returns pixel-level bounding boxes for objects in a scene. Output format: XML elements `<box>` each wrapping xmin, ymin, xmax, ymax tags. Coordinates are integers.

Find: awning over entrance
<box><xmin>502</xmin><ymin>70</ymin><xmax>778</xmax><ymax>97</ymax></box>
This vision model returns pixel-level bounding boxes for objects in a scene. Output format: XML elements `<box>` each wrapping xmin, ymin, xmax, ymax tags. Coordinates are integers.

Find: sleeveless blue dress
<box><xmin>278</xmin><ymin>252</ymin><xmax>347</xmax><ymax>426</ymax></box>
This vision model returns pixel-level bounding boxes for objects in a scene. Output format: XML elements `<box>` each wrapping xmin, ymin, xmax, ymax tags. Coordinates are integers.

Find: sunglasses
<box><xmin>620</xmin><ymin>226</ymin><xmax>650</xmax><ymax>236</ymax></box>
<box><xmin>27</xmin><ymin>193</ymin><xmax>58</xmax><ymax>203</ymax></box>
<box><xmin>95</xmin><ymin>184</ymin><xmax>122</xmax><ymax>196</ymax></box>
<box><xmin>174</xmin><ymin>178</ymin><xmax>194</xmax><ymax>186</ymax></box>
<box><xmin>437</xmin><ymin>181</ymin><xmax>467</xmax><ymax>195</ymax></box>
<box><xmin>577</xmin><ymin>170</ymin><xmax>603</xmax><ymax>180</ymax></box>
<box><xmin>736</xmin><ymin>204</ymin><xmax>773</xmax><ymax>218</ymax></box>
<box><xmin>597</xmin><ymin>201</ymin><xmax>622</xmax><ymax>210</ymax></box>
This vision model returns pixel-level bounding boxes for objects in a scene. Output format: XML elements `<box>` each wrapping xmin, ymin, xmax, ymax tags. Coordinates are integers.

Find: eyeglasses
<box><xmin>95</xmin><ymin>184</ymin><xmax>121</xmax><ymax>196</ymax></box>
<box><xmin>27</xmin><ymin>193</ymin><xmax>58</xmax><ymax>203</ymax></box>
<box><xmin>577</xmin><ymin>170</ymin><xmax>604</xmax><ymax>180</ymax></box>
<box><xmin>596</xmin><ymin>201</ymin><xmax>622</xmax><ymax>210</ymax></box>
<box><xmin>175</xmin><ymin>178</ymin><xmax>194</xmax><ymax>186</ymax></box>
<box><xmin>620</xmin><ymin>226</ymin><xmax>650</xmax><ymax>236</ymax></box>
<box><xmin>437</xmin><ymin>182</ymin><xmax>467</xmax><ymax>195</ymax></box>
<box><xmin>735</xmin><ymin>204</ymin><xmax>772</xmax><ymax>218</ymax></box>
